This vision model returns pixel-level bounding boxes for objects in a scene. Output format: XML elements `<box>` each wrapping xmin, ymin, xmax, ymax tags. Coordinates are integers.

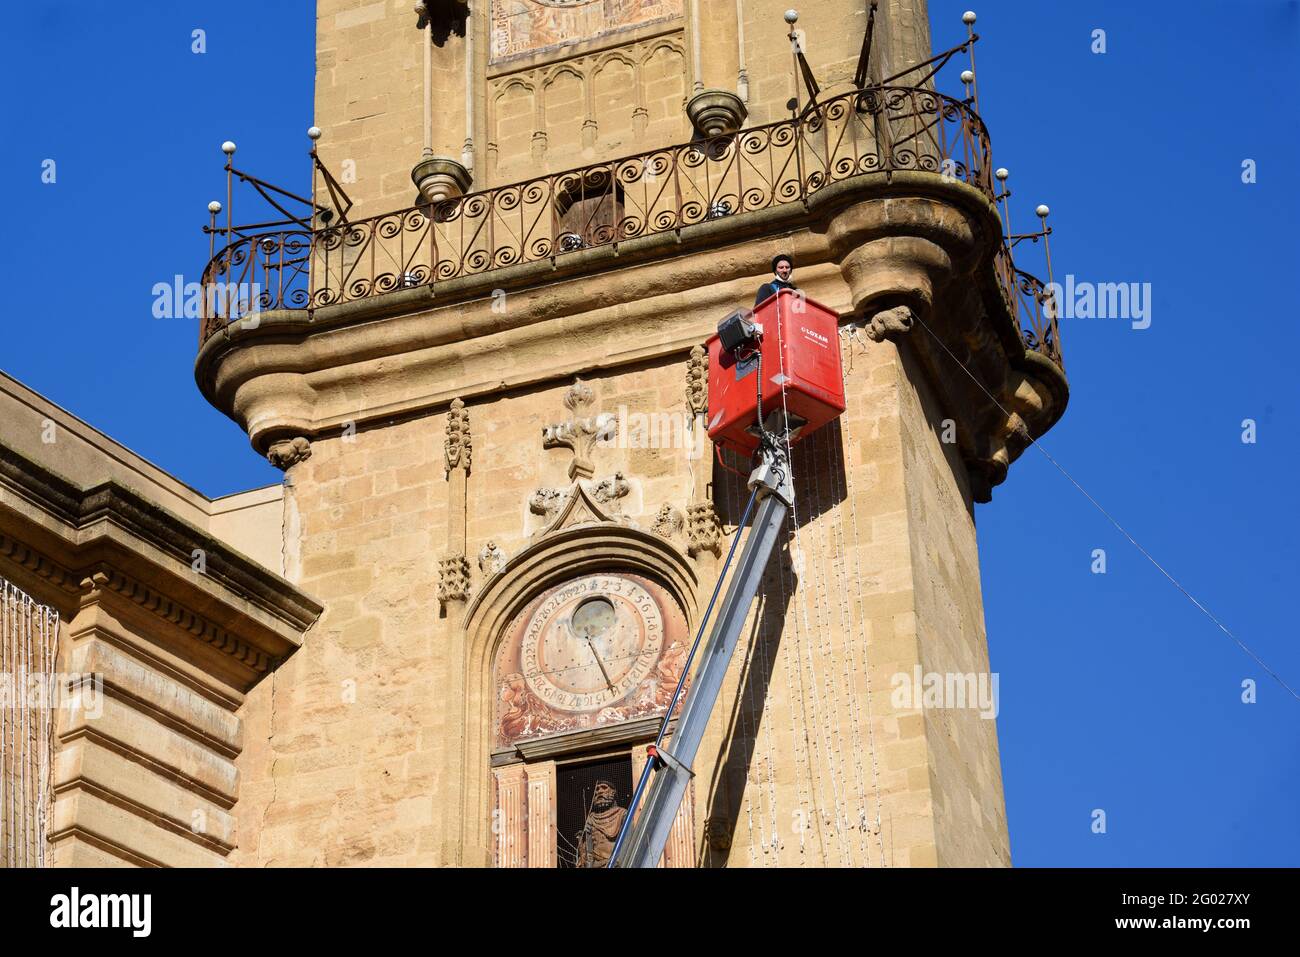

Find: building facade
<box><xmin>1</xmin><ymin>0</ymin><xmax>1067</xmax><ymax>867</ymax></box>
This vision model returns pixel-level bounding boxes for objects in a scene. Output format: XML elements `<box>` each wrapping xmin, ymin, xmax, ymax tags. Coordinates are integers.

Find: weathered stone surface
<box><xmin>12</xmin><ymin>0</ymin><xmax>1061</xmax><ymax>869</ymax></box>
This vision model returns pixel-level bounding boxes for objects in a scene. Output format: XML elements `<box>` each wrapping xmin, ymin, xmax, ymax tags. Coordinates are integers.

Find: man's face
<box><xmin>775</xmin><ymin>260</ymin><xmax>793</xmax><ymax>281</ymax></box>
<box><xmin>594</xmin><ymin>783</ymin><xmax>615</xmax><ymax>808</ymax></box>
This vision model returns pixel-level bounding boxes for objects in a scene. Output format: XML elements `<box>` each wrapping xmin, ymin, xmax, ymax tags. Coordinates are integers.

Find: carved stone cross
<box><xmin>541</xmin><ymin>379</ymin><xmax>615</xmax><ymax>480</ymax></box>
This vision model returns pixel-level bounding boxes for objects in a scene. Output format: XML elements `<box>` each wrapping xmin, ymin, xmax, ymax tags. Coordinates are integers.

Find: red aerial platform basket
<box><xmin>705</xmin><ymin>288</ymin><xmax>847</xmax><ymax>457</ymax></box>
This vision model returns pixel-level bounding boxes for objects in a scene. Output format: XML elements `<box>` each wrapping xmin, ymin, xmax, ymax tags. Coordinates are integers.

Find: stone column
<box><xmin>525</xmin><ymin>761</ymin><xmax>556</xmax><ymax>868</ymax></box>
<box><xmin>492</xmin><ymin>763</ymin><xmax>528</xmax><ymax>867</ymax></box>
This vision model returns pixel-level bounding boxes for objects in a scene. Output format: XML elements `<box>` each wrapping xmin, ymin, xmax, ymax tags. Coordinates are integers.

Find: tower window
<box><xmin>555</xmin><ymin>753</ymin><xmax>634</xmax><ymax>868</ymax></box>
<box><xmin>554</xmin><ymin>171</ymin><xmax>626</xmax><ymax>251</ymax></box>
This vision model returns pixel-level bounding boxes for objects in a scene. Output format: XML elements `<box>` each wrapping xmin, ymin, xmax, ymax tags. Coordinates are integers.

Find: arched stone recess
<box><xmin>542</xmin><ymin>65</ymin><xmax>586</xmax><ymax>152</ymax></box>
<box><xmin>592</xmin><ymin>51</ymin><xmax>638</xmax><ymax>149</ymax></box>
<box><xmin>453</xmin><ymin>481</ymin><xmax>698</xmax><ymax>863</ymax></box>
<box><xmin>640</xmin><ymin>39</ymin><xmax>687</xmax><ymax>132</ymax></box>
<box><xmin>490</xmin><ymin>78</ymin><xmax>537</xmax><ymax>170</ymax></box>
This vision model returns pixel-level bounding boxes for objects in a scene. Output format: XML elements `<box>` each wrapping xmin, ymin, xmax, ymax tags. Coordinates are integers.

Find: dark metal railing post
<box><xmin>962</xmin><ymin>12</ymin><xmax>980</xmax><ymax>117</ymax></box>
<box><xmin>222</xmin><ymin>141</ymin><xmax>236</xmax><ymax>326</ymax></box>
<box><xmin>1037</xmin><ymin>204</ymin><xmax>1060</xmax><ymax>361</ymax></box>
<box><xmin>308</xmin><ymin>126</ymin><xmax>320</xmax><ymax>317</ymax></box>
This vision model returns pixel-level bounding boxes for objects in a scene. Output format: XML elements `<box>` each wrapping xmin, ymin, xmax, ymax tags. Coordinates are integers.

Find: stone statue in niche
<box><xmin>575</xmin><ymin>779</ymin><xmax>628</xmax><ymax>868</ymax></box>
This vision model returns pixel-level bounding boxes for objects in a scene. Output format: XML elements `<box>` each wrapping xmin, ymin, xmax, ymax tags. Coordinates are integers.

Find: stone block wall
<box><xmin>233</xmin><ymin>304</ymin><xmax>1010</xmax><ymax>867</ymax></box>
<box><xmin>314</xmin><ymin>0</ymin><xmax>936</xmax><ymax>216</ymax></box>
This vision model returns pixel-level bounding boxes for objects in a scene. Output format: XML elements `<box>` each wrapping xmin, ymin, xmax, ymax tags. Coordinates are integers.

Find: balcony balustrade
<box><xmin>198</xmin><ymin>83</ymin><xmax>1060</xmax><ymax>370</ymax></box>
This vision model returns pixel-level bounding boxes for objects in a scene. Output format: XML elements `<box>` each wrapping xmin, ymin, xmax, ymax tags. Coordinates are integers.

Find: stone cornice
<box><xmin>0</xmin><ymin>442</ymin><xmax>321</xmax><ymax>635</ymax></box>
<box><xmin>0</xmin><ymin>529</ymin><xmax>297</xmax><ymax>689</ymax></box>
<box><xmin>84</xmin><ymin>569</ymin><xmax>275</xmax><ymax>677</ymax></box>
<box><xmin>195</xmin><ymin>173</ymin><xmax>1068</xmax><ymax>498</ymax></box>
<box><xmin>0</xmin><ymin>531</ymin><xmax>82</xmax><ymax>596</ymax></box>
<box><xmin>496</xmin><ymin>714</ymin><xmax>676</xmax><ymax>764</ymax></box>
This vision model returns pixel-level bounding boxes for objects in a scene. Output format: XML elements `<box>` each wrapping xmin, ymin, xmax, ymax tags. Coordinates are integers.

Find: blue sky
<box><xmin>2</xmin><ymin>1</ymin><xmax>1296</xmax><ymax>866</ymax></box>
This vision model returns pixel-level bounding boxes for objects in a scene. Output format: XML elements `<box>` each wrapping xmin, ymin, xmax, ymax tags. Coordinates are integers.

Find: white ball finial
<box><xmin>995</xmin><ymin>167</ymin><xmax>1009</xmax><ymax>181</ymax></box>
<box><xmin>960</xmin><ymin>70</ymin><xmax>975</xmax><ymax>84</ymax></box>
<box><xmin>783</xmin><ymin>9</ymin><xmax>799</xmax><ymax>24</ymax></box>
<box><xmin>207</xmin><ymin>201</ymin><xmax>223</xmax><ymax>214</ymax></box>
<box><xmin>221</xmin><ymin>140</ymin><xmax>237</xmax><ymax>155</ymax></box>
<box><xmin>1036</xmin><ymin>204</ymin><xmax>1050</xmax><ymax>218</ymax></box>
<box><xmin>962</xmin><ymin>11</ymin><xmax>977</xmax><ymax>25</ymax></box>
<box><xmin>307</xmin><ymin>126</ymin><xmax>322</xmax><ymax>140</ymax></box>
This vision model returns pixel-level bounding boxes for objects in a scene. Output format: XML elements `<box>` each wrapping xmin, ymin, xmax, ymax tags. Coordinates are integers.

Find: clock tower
<box><xmin>199</xmin><ymin>0</ymin><xmax>1068</xmax><ymax>866</ymax></box>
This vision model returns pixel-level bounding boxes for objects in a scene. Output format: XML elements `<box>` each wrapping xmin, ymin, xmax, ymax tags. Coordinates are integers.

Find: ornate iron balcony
<box><xmin>198</xmin><ymin>84</ymin><xmax>1060</xmax><ymax>370</ymax></box>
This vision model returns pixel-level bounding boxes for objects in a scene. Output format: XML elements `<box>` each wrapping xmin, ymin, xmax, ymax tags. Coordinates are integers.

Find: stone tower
<box><xmin>194</xmin><ymin>0</ymin><xmax>1067</xmax><ymax>867</ymax></box>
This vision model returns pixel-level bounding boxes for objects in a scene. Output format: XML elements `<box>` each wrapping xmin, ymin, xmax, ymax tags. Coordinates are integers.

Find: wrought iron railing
<box><xmin>199</xmin><ymin>83</ymin><xmax>1059</xmax><ymax>369</ymax></box>
<box><xmin>993</xmin><ymin>245</ymin><xmax>1062</xmax><ymax>368</ymax></box>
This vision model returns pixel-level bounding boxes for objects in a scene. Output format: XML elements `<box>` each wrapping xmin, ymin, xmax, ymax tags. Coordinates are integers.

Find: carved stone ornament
<box><xmin>542</xmin><ymin>378</ymin><xmax>616</xmax><ymax>480</ymax></box>
<box><xmin>686</xmin><ymin>501</ymin><xmax>722</xmax><ymax>558</ymax></box>
<box><xmin>477</xmin><ymin>541</ymin><xmax>507</xmax><ymax>576</ymax></box>
<box><xmin>651</xmin><ymin>504</ymin><xmax>684</xmax><ymax>540</ymax></box>
<box><xmin>444</xmin><ymin>397</ymin><xmax>472</xmax><ymax>474</ymax></box>
<box><xmin>864</xmin><ymin>305</ymin><xmax>916</xmax><ymax>343</ymax></box>
<box><xmin>266</xmin><ymin>436</ymin><xmax>312</xmax><ymax>471</ymax></box>
<box><xmin>685</xmin><ymin>344</ymin><xmax>709</xmax><ymax>416</ymax></box>
<box><xmin>704</xmin><ymin>815</ymin><xmax>733</xmax><ymax>852</ymax></box>
<box><xmin>438</xmin><ymin>554</ymin><xmax>471</xmax><ymax>603</ymax></box>
<box><xmin>411</xmin><ymin>154</ymin><xmax>472</xmax><ymax>204</ymax></box>
<box><xmin>529</xmin><ymin>487</ymin><xmax>570</xmax><ymax>519</ymax></box>
<box><xmin>531</xmin><ymin>481</ymin><xmax>623</xmax><ymax>541</ymax></box>
<box><xmin>686</xmin><ymin>89</ymin><xmax>748</xmax><ymax>139</ymax></box>
<box><xmin>592</xmin><ymin>472</ymin><xmax>629</xmax><ymax>505</ymax></box>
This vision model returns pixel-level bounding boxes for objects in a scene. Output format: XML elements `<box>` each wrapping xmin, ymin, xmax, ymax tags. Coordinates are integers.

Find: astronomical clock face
<box><xmin>523</xmin><ymin>577</ymin><xmax>663</xmax><ymax>712</ymax></box>
<box><xmin>495</xmin><ymin>573</ymin><xmax>689</xmax><ymax>748</ymax></box>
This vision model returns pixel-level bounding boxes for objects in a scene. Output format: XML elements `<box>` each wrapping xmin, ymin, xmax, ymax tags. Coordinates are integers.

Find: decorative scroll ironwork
<box><xmin>994</xmin><ymin>245</ymin><xmax>1062</xmax><ymax>369</ymax></box>
<box><xmin>199</xmin><ymin>83</ymin><xmax>1060</xmax><ymax>369</ymax></box>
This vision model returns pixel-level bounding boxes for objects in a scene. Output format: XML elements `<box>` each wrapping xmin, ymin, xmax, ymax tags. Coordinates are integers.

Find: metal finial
<box><xmin>995</xmin><ymin>168</ymin><xmax>1009</xmax><ymax>181</ymax></box>
<box><xmin>207</xmin><ymin>201</ymin><xmax>222</xmax><ymax>214</ymax></box>
<box><xmin>307</xmin><ymin>126</ymin><xmax>322</xmax><ymax>140</ymax></box>
<box><xmin>960</xmin><ymin>70</ymin><xmax>975</xmax><ymax>84</ymax></box>
<box><xmin>1036</xmin><ymin>204</ymin><xmax>1051</xmax><ymax>218</ymax></box>
<box><xmin>221</xmin><ymin>141</ymin><xmax>237</xmax><ymax>155</ymax></box>
<box><xmin>783</xmin><ymin>9</ymin><xmax>799</xmax><ymax>24</ymax></box>
<box><xmin>962</xmin><ymin>11</ymin><xmax>977</xmax><ymax>25</ymax></box>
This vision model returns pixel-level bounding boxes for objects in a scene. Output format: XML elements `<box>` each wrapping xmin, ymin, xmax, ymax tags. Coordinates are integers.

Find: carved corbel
<box><xmin>267</xmin><ymin>436</ymin><xmax>312</xmax><ymax>471</ymax></box>
<box><xmin>864</xmin><ymin>304</ymin><xmax>916</xmax><ymax>343</ymax></box>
